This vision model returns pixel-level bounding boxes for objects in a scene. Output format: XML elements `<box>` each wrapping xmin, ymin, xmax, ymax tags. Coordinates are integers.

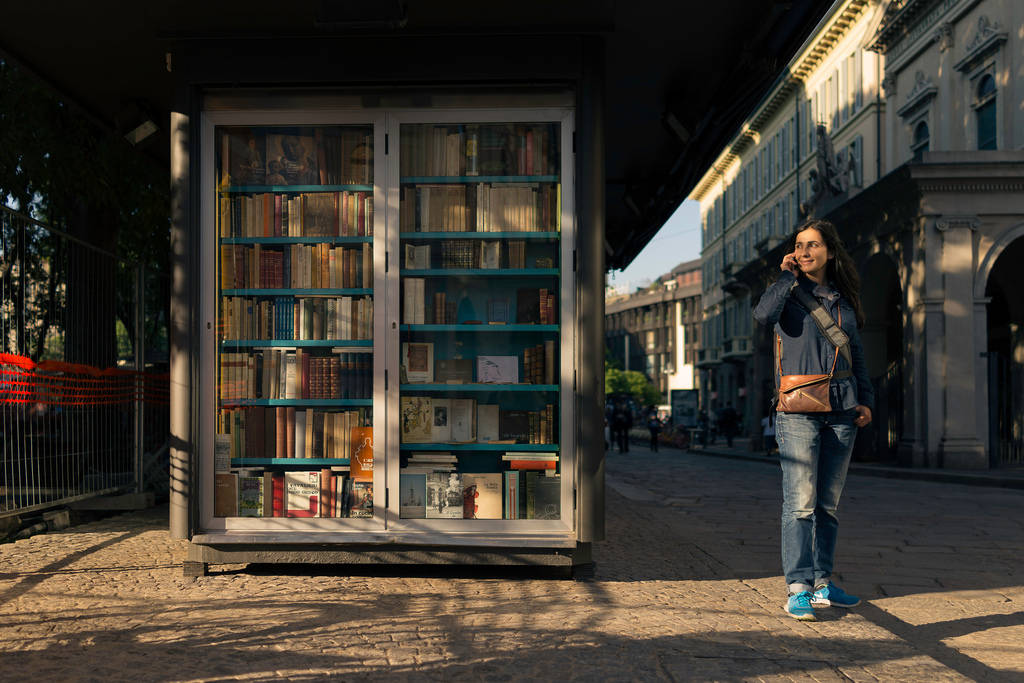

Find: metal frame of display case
<box><xmin>188</xmin><ymin>103</ymin><xmax>579</xmax><ymax>557</ymax></box>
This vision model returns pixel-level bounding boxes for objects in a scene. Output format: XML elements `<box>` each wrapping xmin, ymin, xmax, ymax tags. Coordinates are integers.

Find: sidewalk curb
<box><xmin>685</xmin><ymin>447</ymin><xmax>1024</xmax><ymax>489</ymax></box>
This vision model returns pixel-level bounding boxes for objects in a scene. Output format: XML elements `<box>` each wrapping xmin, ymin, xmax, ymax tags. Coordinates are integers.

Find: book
<box><xmin>435</xmin><ymin>358</ymin><xmax>473</xmax><ymax>384</ymax></box>
<box><xmin>450</xmin><ymin>398</ymin><xmax>477</xmax><ymax>442</ymax></box>
<box><xmin>266</xmin><ymin>134</ymin><xmax>318</xmax><ymax>186</ymax></box>
<box><xmin>214</xmin><ymin>473</ymin><xmax>238</xmax><ymax>517</ymax></box>
<box><xmin>284</xmin><ymin>471</ymin><xmax>320</xmax><ymax>517</ymax></box>
<box><xmin>527</xmin><ymin>473</ymin><xmax>561</xmax><ymax>520</ymax></box>
<box><xmin>503</xmin><ymin>471</ymin><xmax>521</xmax><ymax>520</ymax></box>
<box><xmin>479</xmin><ymin>240</ymin><xmax>501</xmax><ymax>269</ymax></box>
<box><xmin>262</xmin><ymin>471</ymin><xmax>275</xmax><ymax>517</ymax></box>
<box><xmin>487</xmin><ymin>298</ymin><xmax>510</xmax><ymax>324</ymax></box>
<box><xmin>350</xmin><ymin>481</ymin><xmax>373</xmax><ymax>518</ymax></box>
<box><xmin>431</xmin><ymin>398</ymin><xmax>452</xmax><ymax>443</ymax></box>
<box><xmin>402</xmin><ymin>342</ymin><xmax>434</xmax><ymax>383</ymax></box>
<box><xmin>516</xmin><ymin>288</ymin><xmax>541</xmax><ymax>324</ymax></box>
<box><xmin>400</xmin><ymin>473</ymin><xmax>427</xmax><ymax>518</ymax></box>
<box><xmin>476</xmin><ymin>404</ymin><xmax>500</xmax><ymax>443</ymax></box>
<box><xmin>238</xmin><ymin>474</ymin><xmax>264</xmax><ymax>517</ymax></box>
<box><xmin>404</xmin><ymin>243</ymin><xmax>430</xmax><ymax>269</ymax></box>
<box><xmin>477</xmin><ymin>355</ymin><xmax>518</xmax><ymax>384</ymax></box>
<box><xmin>400</xmin><ymin>396</ymin><xmax>433</xmax><ymax>442</ymax></box>
<box><xmin>404</xmin><ymin>278</ymin><xmax>426</xmax><ymax>324</ymax></box>
<box><xmin>426</xmin><ymin>472</ymin><xmax>463</xmax><ymax>518</ymax></box>
<box><xmin>214</xmin><ymin>434</ymin><xmax>232</xmax><ymax>472</ymax></box>
<box><xmin>499</xmin><ymin>410</ymin><xmax>531</xmax><ymax>443</ymax></box>
<box><xmin>350</xmin><ymin>426</ymin><xmax>374</xmax><ymax>481</ymax></box>
<box><xmin>462</xmin><ymin>473</ymin><xmax>503</xmax><ymax>519</ymax></box>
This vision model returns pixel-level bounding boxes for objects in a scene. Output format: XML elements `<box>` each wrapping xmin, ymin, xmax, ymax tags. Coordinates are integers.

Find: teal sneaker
<box><xmin>786</xmin><ymin>591</ymin><xmax>817</xmax><ymax>621</ymax></box>
<box><xmin>811</xmin><ymin>582</ymin><xmax>860</xmax><ymax>608</ymax></box>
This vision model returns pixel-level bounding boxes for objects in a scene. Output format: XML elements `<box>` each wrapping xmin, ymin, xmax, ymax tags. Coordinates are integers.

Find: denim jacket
<box><xmin>752</xmin><ymin>270</ymin><xmax>874</xmax><ymax>413</ymax></box>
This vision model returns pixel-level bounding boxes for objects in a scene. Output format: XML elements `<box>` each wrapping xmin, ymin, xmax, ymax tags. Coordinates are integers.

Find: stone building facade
<box><xmin>605</xmin><ymin>259</ymin><xmax>702</xmax><ymax>402</ymax></box>
<box><xmin>690</xmin><ymin>0</ymin><xmax>1023</xmax><ymax>469</ymax></box>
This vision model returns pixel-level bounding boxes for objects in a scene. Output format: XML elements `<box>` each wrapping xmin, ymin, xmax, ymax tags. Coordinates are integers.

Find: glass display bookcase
<box><xmin>198</xmin><ymin>106</ymin><xmax>574</xmax><ymax>541</ymax></box>
<box><xmin>385</xmin><ymin>110</ymin><xmax>575</xmax><ymax>535</ymax></box>
<box><xmin>200</xmin><ymin>111</ymin><xmax>386</xmax><ymax>532</ymax></box>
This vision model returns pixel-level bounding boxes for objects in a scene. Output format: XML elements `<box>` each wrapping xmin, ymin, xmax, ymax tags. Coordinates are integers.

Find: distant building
<box><xmin>605</xmin><ymin>259</ymin><xmax>702</xmax><ymax>401</ymax></box>
<box><xmin>690</xmin><ymin>0</ymin><xmax>1024</xmax><ymax>469</ymax></box>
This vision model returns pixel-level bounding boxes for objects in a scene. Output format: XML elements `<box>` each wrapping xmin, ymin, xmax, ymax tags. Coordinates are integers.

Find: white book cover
<box><xmin>284</xmin><ymin>352</ymin><xmax>298</xmax><ymax>399</ymax></box>
<box><xmin>450</xmin><ymin>398</ymin><xmax>476</xmax><ymax>442</ymax></box>
<box><xmin>477</xmin><ymin>355</ymin><xmax>518</xmax><ymax>384</ymax></box>
<box><xmin>294</xmin><ymin>409</ymin><xmax>307</xmax><ymax>459</ymax></box>
<box><xmin>426</xmin><ymin>472</ymin><xmax>463</xmax><ymax>518</ymax></box>
<box><xmin>431</xmin><ymin>398</ymin><xmax>451</xmax><ymax>443</ymax></box>
<box><xmin>214</xmin><ymin>434</ymin><xmax>232</xmax><ymax>472</ymax></box>
<box><xmin>462</xmin><ymin>473</ymin><xmax>503</xmax><ymax>519</ymax></box>
<box><xmin>480</xmin><ymin>240</ymin><xmax>501</xmax><ymax>269</ymax></box>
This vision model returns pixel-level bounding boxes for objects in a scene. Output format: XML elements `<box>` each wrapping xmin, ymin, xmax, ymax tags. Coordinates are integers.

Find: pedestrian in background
<box><xmin>753</xmin><ymin>219</ymin><xmax>874</xmax><ymax>622</ymax></box>
<box><xmin>761</xmin><ymin>411</ymin><xmax>776</xmax><ymax>455</ymax></box>
<box><xmin>719</xmin><ymin>403</ymin><xmax>739</xmax><ymax>447</ymax></box>
<box><xmin>647</xmin><ymin>413</ymin><xmax>662</xmax><ymax>452</ymax></box>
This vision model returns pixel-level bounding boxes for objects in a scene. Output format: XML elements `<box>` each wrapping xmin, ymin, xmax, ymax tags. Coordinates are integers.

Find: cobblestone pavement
<box><xmin>2</xmin><ymin>445</ymin><xmax>1022</xmax><ymax>682</ymax></box>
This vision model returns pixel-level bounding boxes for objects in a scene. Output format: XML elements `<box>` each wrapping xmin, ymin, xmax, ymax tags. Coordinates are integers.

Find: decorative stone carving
<box><xmin>799</xmin><ymin>125</ymin><xmax>855</xmax><ymax>219</ymax></box>
<box><xmin>933</xmin><ymin>22</ymin><xmax>953</xmax><ymax>52</ymax></box>
<box><xmin>955</xmin><ymin>15</ymin><xmax>1008</xmax><ymax>73</ymax></box>
<box><xmin>935</xmin><ymin>215</ymin><xmax>980</xmax><ymax>232</ymax></box>
<box><xmin>882</xmin><ymin>74</ymin><xmax>898</xmax><ymax>98</ymax></box>
<box><xmin>897</xmin><ymin>71</ymin><xmax>937</xmax><ymax>119</ymax></box>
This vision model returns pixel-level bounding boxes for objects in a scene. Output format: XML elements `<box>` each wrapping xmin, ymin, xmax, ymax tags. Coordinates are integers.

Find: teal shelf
<box><xmin>400</xmin><ymin>232</ymin><xmax>559</xmax><ymax>240</ymax></box>
<box><xmin>401</xmin><ymin>269</ymin><xmax>558</xmax><ymax>277</ymax></box>
<box><xmin>221</xmin><ymin>288</ymin><xmax>372</xmax><ymax>296</ymax></box>
<box><xmin>401</xmin><ymin>324</ymin><xmax>558</xmax><ymax>332</ymax></box>
<box><xmin>221</xmin><ymin>399</ymin><xmax>371</xmax><ymax>407</ymax></box>
<box><xmin>231</xmin><ymin>458</ymin><xmax>350</xmax><ymax>466</ymax></box>
<box><xmin>402</xmin><ymin>384</ymin><xmax>557</xmax><ymax>392</ymax></box>
<box><xmin>400</xmin><ymin>443</ymin><xmax>559</xmax><ymax>452</ymax></box>
<box><xmin>223</xmin><ymin>185</ymin><xmax>373</xmax><ymax>193</ymax></box>
<box><xmin>221</xmin><ymin>236</ymin><xmax>372</xmax><ymax>245</ymax></box>
<box><xmin>220</xmin><ymin>340</ymin><xmax>373</xmax><ymax>348</ymax></box>
<box><xmin>401</xmin><ymin>176</ymin><xmax>558</xmax><ymax>184</ymax></box>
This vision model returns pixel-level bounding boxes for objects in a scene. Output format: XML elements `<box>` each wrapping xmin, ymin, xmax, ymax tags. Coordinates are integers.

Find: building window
<box><xmin>976</xmin><ymin>74</ymin><xmax>997</xmax><ymax>150</ymax></box>
<box><xmin>912</xmin><ymin>121</ymin><xmax>929</xmax><ymax>162</ymax></box>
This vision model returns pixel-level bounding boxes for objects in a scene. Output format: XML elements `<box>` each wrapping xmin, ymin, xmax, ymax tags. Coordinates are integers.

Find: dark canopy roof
<box><xmin>0</xmin><ymin>0</ymin><xmax>830</xmax><ymax>269</ymax></box>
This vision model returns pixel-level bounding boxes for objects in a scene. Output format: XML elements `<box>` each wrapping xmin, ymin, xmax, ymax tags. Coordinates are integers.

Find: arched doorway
<box><xmin>985</xmin><ymin>235</ymin><xmax>1024</xmax><ymax>466</ymax></box>
<box><xmin>856</xmin><ymin>253</ymin><xmax>903</xmax><ymax>462</ymax></box>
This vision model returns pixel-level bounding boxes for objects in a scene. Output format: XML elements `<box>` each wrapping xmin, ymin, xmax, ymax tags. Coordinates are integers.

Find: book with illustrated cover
<box><xmin>479</xmin><ymin>240</ymin><xmax>501</xmax><ymax>269</ymax></box>
<box><xmin>404</xmin><ymin>244</ymin><xmax>430</xmax><ymax>269</ymax></box>
<box><xmin>228</xmin><ymin>129</ymin><xmax>266</xmax><ymax>185</ymax></box>
<box><xmin>477</xmin><ymin>355</ymin><xmax>518</xmax><ymax>384</ymax></box>
<box><xmin>350</xmin><ymin>426</ymin><xmax>374</xmax><ymax>481</ymax></box>
<box><xmin>214</xmin><ymin>434</ymin><xmax>231</xmax><ymax>472</ymax></box>
<box><xmin>238</xmin><ymin>474</ymin><xmax>264</xmax><ymax>517</ymax></box>
<box><xmin>426</xmin><ymin>472</ymin><xmax>463</xmax><ymax>518</ymax></box>
<box><xmin>350</xmin><ymin>481</ymin><xmax>373</xmax><ymax>518</ymax></box>
<box><xmin>431</xmin><ymin>398</ymin><xmax>451</xmax><ymax>443</ymax></box>
<box><xmin>526</xmin><ymin>472</ymin><xmax>561</xmax><ymax>520</ymax></box>
<box><xmin>266</xmin><ymin>134</ymin><xmax>319</xmax><ymax>186</ymax></box>
<box><xmin>462</xmin><ymin>473</ymin><xmax>503</xmax><ymax>519</ymax></box>
<box><xmin>402</xmin><ymin>342</ymin><xmax>434</xmax><ymax>383</ymax></box>
<box><xmin>400</xmin><ymin>473</ymin><xmax>427</xmax><ymax>518</ymax></box>
<box><xmin>400</xmin><ymin>396</ymin><xmax>433</xmax><ymax>442</ymax></box>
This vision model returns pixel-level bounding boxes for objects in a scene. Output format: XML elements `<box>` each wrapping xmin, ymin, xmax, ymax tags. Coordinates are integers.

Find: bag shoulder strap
<box><xmin>790</xmin><ymin>285</ymin><xmax>852</xmax><ymax>370</ymax></box>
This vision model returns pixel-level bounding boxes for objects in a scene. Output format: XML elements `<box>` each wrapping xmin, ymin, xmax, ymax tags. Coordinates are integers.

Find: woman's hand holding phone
<box><xmin>781</xmin><ymin>251</ymin><xmax>800</xmax><ymax>275</ymax></box>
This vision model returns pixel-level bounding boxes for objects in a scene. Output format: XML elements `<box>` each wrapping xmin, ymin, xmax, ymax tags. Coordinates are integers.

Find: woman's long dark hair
<box><xmin>788</xmin><ymin>219</ymin><xmax>865</xmax><ymax>328</ymax></box>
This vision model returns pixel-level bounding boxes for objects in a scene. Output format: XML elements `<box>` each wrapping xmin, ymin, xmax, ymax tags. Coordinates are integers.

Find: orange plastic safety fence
<box><xmin>0</xmin><ymin>353</ymin><xmax>169</xmax><ymax>406</ymax></box>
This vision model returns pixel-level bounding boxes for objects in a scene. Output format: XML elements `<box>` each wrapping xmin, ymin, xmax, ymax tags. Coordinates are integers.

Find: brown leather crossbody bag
<box><xmin>776</xmin><ymin>289</ymin><xmax>851</xmax><ymax>413</ymax></box>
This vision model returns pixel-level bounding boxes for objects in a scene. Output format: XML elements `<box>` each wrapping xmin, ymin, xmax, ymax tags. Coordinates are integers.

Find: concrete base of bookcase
<box><xmin>184</xmin><ymin>542</ymin><xmax>592</xmax><ymax>578</ymax></box>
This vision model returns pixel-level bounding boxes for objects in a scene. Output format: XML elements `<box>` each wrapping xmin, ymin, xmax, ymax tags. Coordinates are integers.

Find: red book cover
<box><xmin>272</xmin><ymin>474</ymin><xmax>284</xmax><ymax>517</ymax></box>
<box><xmin>300</xmin><ymin>350</ymin><xmax>310</xmax><ymax>400</ymax></box>
<box><xmin>509</xmin><ymin>460</ymin><xmax>556</xmax><ymax>470</ymax></box>
<box><xmin>357</xmin><ymin>192</ymin><xmax>366</xmax><ymax>236</ymax></box>
<box><xmin>264</xmin><ymin>193</ymin><xmax>272</xmax><ymax>237</ymax></box>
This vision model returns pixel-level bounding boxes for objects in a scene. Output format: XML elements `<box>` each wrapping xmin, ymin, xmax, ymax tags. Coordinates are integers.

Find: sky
<box><xmin>605</xmin><ymin>199</ymin><xmax>701</xmax><ymax>293</ymax></box>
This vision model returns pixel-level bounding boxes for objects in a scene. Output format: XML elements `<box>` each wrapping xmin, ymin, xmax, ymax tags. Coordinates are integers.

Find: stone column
<box><xmin>933</xmin><ymin>23</ymin><xmax>954</xmax><ymax>149</ymax></box>
<box><xmin>936</xmin><ymin>216</ymin><xmax>987</xmax><ymax>468</ymax></box>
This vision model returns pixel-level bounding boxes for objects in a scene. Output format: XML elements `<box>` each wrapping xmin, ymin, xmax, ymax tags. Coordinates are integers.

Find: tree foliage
<box><xmin>605</xmin><ymin>360</ymin><xmax>662</xmax><ymax>406</ymax></box>
<box><xmin>0</xmin><ymin>58</ymin><xmax>170</xmax><ymax>362</ymax></box>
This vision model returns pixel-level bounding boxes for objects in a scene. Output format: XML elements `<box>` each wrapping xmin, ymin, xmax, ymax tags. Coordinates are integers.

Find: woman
<box><xmin>752</xmin><ymin>219</ymin><xmax>873</xmax><ymax>622</ymax></box>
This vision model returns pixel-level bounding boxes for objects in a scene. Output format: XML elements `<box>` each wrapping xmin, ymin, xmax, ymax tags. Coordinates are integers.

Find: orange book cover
<box><xmin>350</xmin><ymin>426</ymin><xmax>374</xmax><ymax>481</ymax></box>
<box><xmin>508</xmin><ymin>460</ymin><xmax>556</xmax><ymax>470</ymax></box>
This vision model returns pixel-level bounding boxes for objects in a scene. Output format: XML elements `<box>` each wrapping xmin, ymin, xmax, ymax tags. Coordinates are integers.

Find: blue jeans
<box><xmin>775</xmin><ymin>410</ymin><xmax>857</xmax><ymax>588</ymax></box>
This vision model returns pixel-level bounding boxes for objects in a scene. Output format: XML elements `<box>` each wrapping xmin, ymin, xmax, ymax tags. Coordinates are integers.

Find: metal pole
<box><xmin>135</xmin><ymin>264</ymin><xmax>145</xmax><ymax>493</ymax></box>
